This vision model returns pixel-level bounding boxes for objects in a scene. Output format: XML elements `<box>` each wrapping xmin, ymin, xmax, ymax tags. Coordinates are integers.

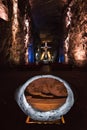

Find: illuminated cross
<box><xmin>41</xmin><ymin>42</ymin><xmax>51</xmax><ymax>61</ymax></box>
<box><xmin>41</xmin><ymin>42</ymin><xmax>51</xmax><ymax>52</ymax></box>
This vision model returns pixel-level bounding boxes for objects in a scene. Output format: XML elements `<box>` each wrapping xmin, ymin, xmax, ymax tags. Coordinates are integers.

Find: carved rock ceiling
<box><xmin>29</xmin><ymin>0</ymin><xmax>68</xmax><ymax>41</ymax></box>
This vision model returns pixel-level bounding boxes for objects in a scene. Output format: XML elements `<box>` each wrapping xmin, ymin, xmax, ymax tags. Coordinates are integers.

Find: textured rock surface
<box><xmin>25</xmin><ymin>77</ymin><xmax>68</xmax><ymax>111</ymax></box>
<box><xmin>15</xmin><ymin>75</ymin><xmax>74</xmax><ymax>121</ymax></box>
<box><xmin>65</xmin><ymin>0</ymin><xmax>87</xmax><ymax>66</ymax></box>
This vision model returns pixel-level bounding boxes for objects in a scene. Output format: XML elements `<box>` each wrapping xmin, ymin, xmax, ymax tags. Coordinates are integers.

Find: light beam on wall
<box><xmin>24</xmin><ymin>13</ymin><xmax>30</xmax><ymax>64</ymax></box>
<box><xmin>10</xmin><ymin>0</ymin><xmax>20</xmax><ymax>64</ymax></box>
<box><xmin>64</xmin><ymin>0</ymin><xmax>73</xmax><ymax>63</ymax></box>
<box><xmin>23</xmin><ymin>4</ymin><xmax>34</xmax><ymax>64</ymax></box>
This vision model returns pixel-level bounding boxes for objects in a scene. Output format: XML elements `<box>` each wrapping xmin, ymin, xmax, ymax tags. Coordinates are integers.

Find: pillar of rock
<box><xmin>65</xmin><ymin>0</ymin><xmax>87</xmax><ymax>66</ymax></box>
<box><xmin>2</xmin><ymin>0</ymin><xmax>34</xmax><ymax>65</ymax></box>
<box><xmin>9</xmin><ymin>0</ymin><xmax>34</xmax><ymax>65</ymax></box>
<box><xmin>23</xmin><ymin>1</ymin><xmax>34</xmax><ymax>64</ymax></box>
<box><xmin>9</xmin><ymin>0</ymin><xmax>24</xmax><ymax>65</ymax></box>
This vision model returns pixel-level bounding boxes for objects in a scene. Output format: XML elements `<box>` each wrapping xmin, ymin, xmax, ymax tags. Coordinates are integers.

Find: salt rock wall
<box><xmin>0</xmin><ymin>0</ymin><xmax>10</xmax><ymax>65</ymax></box>
<box><xmin>8</xmin><ymin>0</ymin><xmax>25</xmax><ymax>65</ymax></box>
<box><xmin>0</xmin><ymin>0</ymin><xmax>33</xmax><ymax>66</ymax></box>
<box><xmin>69</xmin><ymin>0</ymin><xmax>87</xmax><ymax>66</ymax></box>
<box><xmin>0</xmin><ymin>0</ymin><xmax>24</xmax><ymax>65</ymax></box>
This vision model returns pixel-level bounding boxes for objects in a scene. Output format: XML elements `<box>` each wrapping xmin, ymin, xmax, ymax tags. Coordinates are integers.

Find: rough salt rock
<box><xmin>15</xmin><ymin>75</ymin><xmax>74</xmax><ymax>121</ymax></box>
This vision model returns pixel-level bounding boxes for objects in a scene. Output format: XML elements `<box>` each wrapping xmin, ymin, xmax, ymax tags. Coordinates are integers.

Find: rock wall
<box><xmin>0</xmin><ymin>0</ymin><xmax>34</xmax><ymax>66</ymax></box>
<box><xmin>68</xmin><ymin>0</ymin><xmax>87</xmax><ymax>66</ymax></box>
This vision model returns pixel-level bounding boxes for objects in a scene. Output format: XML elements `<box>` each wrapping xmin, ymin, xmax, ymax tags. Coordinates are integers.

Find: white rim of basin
<box><xmin>15</xmin><ymin>75</ymin><xmax>74</xmax><ymax>121</ymax></box>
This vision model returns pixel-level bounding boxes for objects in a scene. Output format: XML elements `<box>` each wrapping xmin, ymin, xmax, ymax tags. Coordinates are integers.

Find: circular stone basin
<box><xmin>24</xmin><ymin>78</ymin><xmax>68</xmax><ymax>111</ymax></box>
<box><xmin>15</xmin><ymin>75</ymin><xmax>74</xmax><ymax>121</ymax></box>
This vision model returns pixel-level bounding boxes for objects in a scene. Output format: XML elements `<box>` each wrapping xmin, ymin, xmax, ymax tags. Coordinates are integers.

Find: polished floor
<box><xmin>0</xmin><ymin>64</ymin><xmax>87</xmax><ymax>130</ymax></box>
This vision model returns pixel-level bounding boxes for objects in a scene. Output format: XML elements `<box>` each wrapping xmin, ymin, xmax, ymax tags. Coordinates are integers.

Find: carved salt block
<box><xmin>15</xmin><ymin>75</ymin><xmax>74</xmax><ymax>122</ymax></box>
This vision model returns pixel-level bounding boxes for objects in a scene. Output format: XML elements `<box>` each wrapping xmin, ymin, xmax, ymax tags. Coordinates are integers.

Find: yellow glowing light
<box><xmin>48</xmin><ymin>51</ymin><xmax>51</xmax><ymax>60</ymax></box>
<box><xmin>41</xmin><ymin>53</ymin><xmax>44</xmax><ymax>60</ymax></box>
<box><xmin>41</xmin><ymin>51</ymin><xmax>51</xmax><ymax>61</ymax></box>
